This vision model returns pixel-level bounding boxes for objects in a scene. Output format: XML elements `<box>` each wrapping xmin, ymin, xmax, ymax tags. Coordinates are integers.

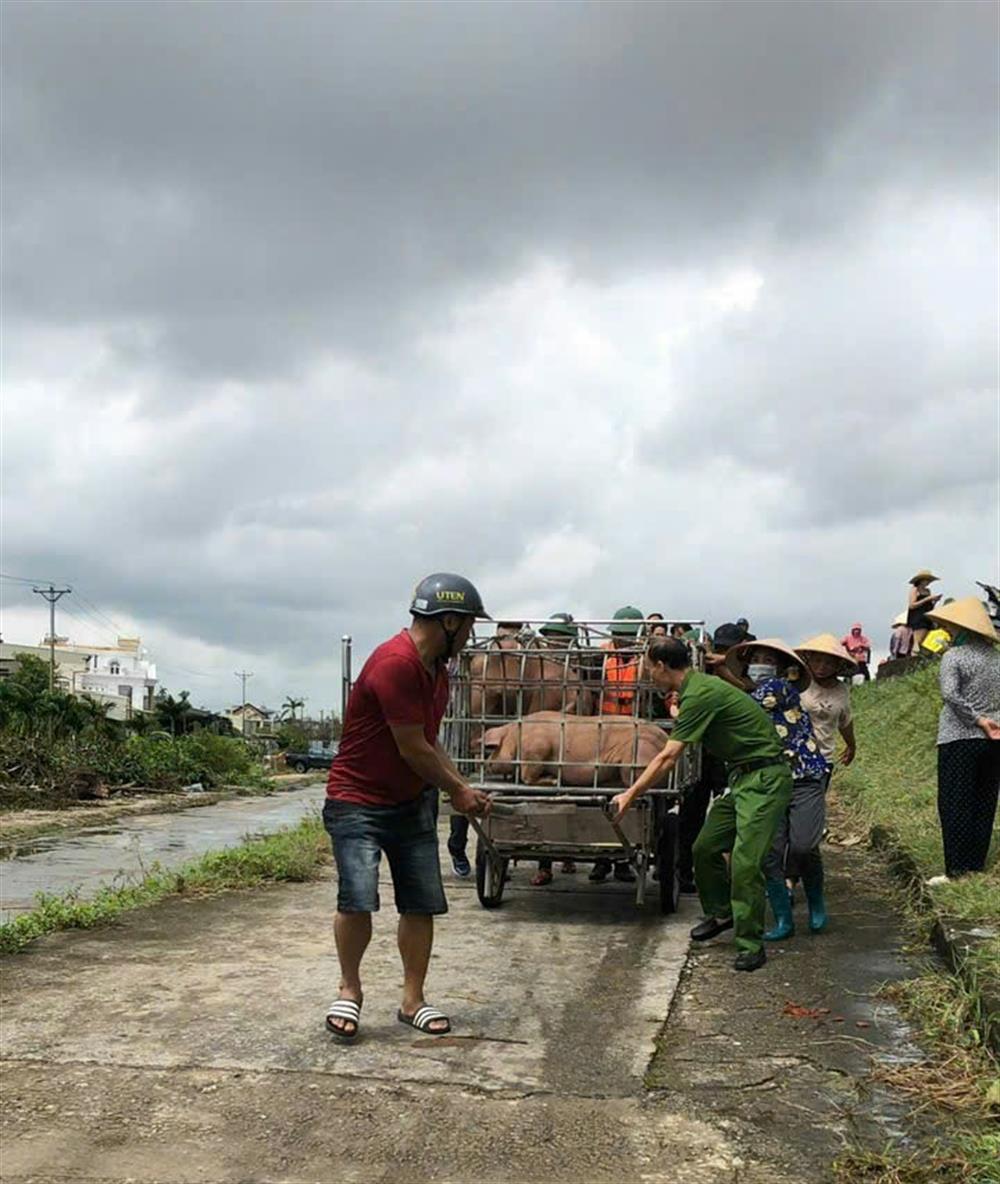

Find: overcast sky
<box><xmin>2</xmin><ymin>0</ymin><xmax>997</xmax><ymax>714</ymax></box>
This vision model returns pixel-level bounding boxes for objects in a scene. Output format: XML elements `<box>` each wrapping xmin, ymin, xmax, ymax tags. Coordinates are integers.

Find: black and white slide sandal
<box><xmin>325</xmin><ymin>999</ymin><xmax>362</xmax><ymax>1042</ymax></box>
<box><xmin>397</xmin><ymin>1004</ymin><xmax>451</xmax><ymax>1035</ymax></box>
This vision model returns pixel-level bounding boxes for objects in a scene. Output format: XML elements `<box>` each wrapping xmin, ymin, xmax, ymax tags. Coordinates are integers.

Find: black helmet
<box><xmin>409</xmin><ymin>573</ymin><xmax>490</xmax><ymax>620</ymax></box>
<box><xmin>712</xmin><ymin>623</ymin><xmax>745</xmax><ymax>653</ymax></box>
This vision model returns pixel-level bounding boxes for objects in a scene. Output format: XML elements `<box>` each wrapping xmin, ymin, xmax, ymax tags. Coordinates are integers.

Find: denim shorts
<box><xmin>322</xmin><ymin>788</ymin><xmax>447</xmax><ymax>916</ymax></box>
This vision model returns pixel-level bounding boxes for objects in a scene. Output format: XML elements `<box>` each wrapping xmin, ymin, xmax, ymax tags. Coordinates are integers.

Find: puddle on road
<box><xmin>0</xmin><ymin>786</ymin><xmax>324</xmax><ymax>922</ymax></box>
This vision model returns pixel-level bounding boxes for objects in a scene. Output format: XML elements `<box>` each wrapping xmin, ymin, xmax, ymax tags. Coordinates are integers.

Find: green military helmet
<box><xmin>539</xmin><ymin>612</ymin><xmax>577</xmax><ymax>639</ymax></box>
<box><xmin>610</xmin><ymin>605</ymin><xmax>644</xmax><ymax>636</ymax></box>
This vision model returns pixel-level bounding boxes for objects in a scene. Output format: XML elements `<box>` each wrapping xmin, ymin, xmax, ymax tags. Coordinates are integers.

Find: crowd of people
<box><xmin>320</xmin><ymin>572</ymin><xmax>999</xmax><ymax>1040</ymax></box>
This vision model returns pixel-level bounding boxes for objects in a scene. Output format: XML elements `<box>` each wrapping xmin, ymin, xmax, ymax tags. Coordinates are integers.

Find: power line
<box><xmin>1</xmin><ymin>574</ymin><xmax>129</xmax><ymax>635</ymax></box>
<box><xmin>68</xmin><ymin>589</ymin><xmax>127</xmax><ymax>636</ymax></box>
<box><xmin>4</xmin><ymin>575</ymin><xmax>139</xmax><ymax>656</ymax></box>
<box><xmin>0</xmin><ymin>572</ymin><xmax>56</xmax><ymax>585</ymax></box>
<box><xmin>56</xmin><ymin>601</ymin><xmax>121</xmax><ymax>645</ymax></box>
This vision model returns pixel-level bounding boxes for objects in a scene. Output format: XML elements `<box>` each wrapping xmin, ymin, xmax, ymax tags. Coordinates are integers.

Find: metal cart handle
<box><xmin>602</xmin><ymin>802</ymin><xmax>636</xmax><ymax>863</ymax></box>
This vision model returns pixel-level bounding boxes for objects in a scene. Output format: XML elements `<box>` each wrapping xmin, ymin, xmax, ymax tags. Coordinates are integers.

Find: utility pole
<box><xmin>234</xmin><ymin>671</ymin><xmax>254</xmax><ymax>736</ymax></box>
<box><xmin>33</xmin><ymin>585</ymin><xmax>72</xmax><ymax>691</ymax></box>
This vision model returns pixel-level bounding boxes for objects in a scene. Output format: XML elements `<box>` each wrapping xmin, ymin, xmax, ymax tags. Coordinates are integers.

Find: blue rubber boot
<box><xmin>763</xmin><ymin>877</ymin><xmax>795</xmax><ymax>941</ymax></box>
<box><xmin>802</xmin><ymin>869</ymin><xmax>828</xmax><ymax>933</ymax></box>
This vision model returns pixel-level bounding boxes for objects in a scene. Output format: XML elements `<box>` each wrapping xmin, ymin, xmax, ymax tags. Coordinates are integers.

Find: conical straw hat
<box><xmin>892</xmin><ymin>612</ymin><xmax>908</xmax><ymax>628</ymax></box>
<box><xmin>725</xmin><ymin>637</ymin><xmax>811</xmax><ymax>689</ymax></box>
<box><xmin>910</xmin><ymin>569</ymin><xmax>939</xmax><ymax>585</ymax></box>
<box><xmin>926</xmin><ymin>596</ymin><xmax>998</xmax><ymax>642</ymax></box>
<box><xmin>795</xmin><ymin>633</ymin><xmax>858</xmax><ymax>674</ymax></box>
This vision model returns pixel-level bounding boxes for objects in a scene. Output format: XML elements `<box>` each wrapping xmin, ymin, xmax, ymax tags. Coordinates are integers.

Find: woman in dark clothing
<box><xmin>924</xmin><ymin>596</ymin><xmax>1000</xmax><ymax>886</ymax></box>
<box><xmin>907</xmin><ymin>569</ymin><xmax>942</xmax><ymax>652</ymax></box>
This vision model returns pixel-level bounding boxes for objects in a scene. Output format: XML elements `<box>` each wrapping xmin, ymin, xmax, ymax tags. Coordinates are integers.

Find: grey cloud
<box><xmin>3</xmin><ymin>0</ymin><xmax>997</xmax><ymax>710</ymax></box>
<box><xmin>3</xmin><ymin>1</ymin><xmax>996</xmax><ymax>384</ymax></box>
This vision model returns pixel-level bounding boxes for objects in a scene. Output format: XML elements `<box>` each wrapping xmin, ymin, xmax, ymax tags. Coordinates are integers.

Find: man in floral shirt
<box><xmin>725</xmin><ymin>638</ymin><xmax>831</xmax><ymax>942</ymax></box>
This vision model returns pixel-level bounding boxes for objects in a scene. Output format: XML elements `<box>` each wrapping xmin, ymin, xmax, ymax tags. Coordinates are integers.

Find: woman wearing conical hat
<box><xmin>924</xmin><ymin>597</ymin><xmax>1000</xmax><ymax>887</ymax></box>
<box><xmin>906</xmin><ymin>569</ymin><xmax>942</xmax><ymax>654</ymax></box>
<box><xmin>783</xmin><ymin>635</ymin><xmax>860</xmax><ymax>936</ymax></box>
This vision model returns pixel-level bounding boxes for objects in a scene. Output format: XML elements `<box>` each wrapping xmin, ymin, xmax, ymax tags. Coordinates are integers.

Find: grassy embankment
<box><xmin>0</xmin><ymin>814</ymin><xmax>328</xmax><ymax>955</ymax></box>
<box><xmin>835</xmin><ymin>663</ymin><xmax>999</xmax><ymax>1041</ymax></box>
<box><xmin>832</xmin><ymin>663</ymin><xmax>999</xmax><ymax>1184</ymax></box>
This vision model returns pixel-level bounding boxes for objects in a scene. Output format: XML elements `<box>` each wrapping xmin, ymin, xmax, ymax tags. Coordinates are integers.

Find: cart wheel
<box><xmin>475</xmin><ymin>839</ymin><xmax>508</xmax><ymax>909</ymax></box>
<box><xmin>657</xmin><ymin>812</ymin><xmax>680</xmax><ymax>914</ymax></box>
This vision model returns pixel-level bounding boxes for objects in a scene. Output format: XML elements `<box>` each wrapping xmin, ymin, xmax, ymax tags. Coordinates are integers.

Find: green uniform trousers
<box><xmin>692</xmin><ymin>764</ymin><xmax>793</xmax><ymax>955</ymax></box>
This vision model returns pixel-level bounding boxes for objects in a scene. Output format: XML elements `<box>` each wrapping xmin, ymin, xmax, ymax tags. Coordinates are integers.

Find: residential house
<box><xmin>225</xmin><ymin>703</ymin><xmax>273</xmax><ymax>736</ymax></box>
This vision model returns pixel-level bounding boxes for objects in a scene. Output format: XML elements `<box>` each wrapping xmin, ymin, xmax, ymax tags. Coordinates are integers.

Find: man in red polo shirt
<box><xmin>323</xmin><ymin>573</ymin><xmax>491</xmax><ymax>1043</ymax></box>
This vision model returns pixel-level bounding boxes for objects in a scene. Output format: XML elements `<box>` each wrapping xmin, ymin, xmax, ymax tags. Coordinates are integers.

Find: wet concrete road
<box><xmin>1</xmin><ymin>844</ymin><xmax>719</xmax><ymax>1183</ymax></box>
<box><xmin>0</xmin><ymin>827</ymin><xmax>950</xmax><ymax>1183</ymax></box>
<box><xmin>0</xmin><ymin>853</ymin><xmax>695</xmax><ymax>1098</ymax></box>
<box><xmin>0</xmin><ymin>786</ymin><xmax>322</xmax><ymax>922</ymax></box>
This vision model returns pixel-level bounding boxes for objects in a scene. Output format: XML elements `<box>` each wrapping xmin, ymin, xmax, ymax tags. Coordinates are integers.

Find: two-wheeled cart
<box><xmin>438</xmin><ymin>617</ymin><xmax>706</xmax><ymax>913</ymax></box>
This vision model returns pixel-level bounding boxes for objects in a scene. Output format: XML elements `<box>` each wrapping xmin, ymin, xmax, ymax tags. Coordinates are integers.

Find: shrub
<box><xmin>0</xmin><ymin>730</ymin><xmax>265</xmax><ymax>806</ymax></box>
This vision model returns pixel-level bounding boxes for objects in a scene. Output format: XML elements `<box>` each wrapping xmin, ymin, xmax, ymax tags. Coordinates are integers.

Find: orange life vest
<box><xmin>602</xmin><ymin>652</ymin><xmax>639</xmax><ymax>715</ymax></box>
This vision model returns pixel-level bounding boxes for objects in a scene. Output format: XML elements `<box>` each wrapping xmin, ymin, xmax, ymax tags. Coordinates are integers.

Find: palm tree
<box><xmin>77</xmin><ymin>694</ymin><xmax>116</xmax><ymax>735</ymax></box>
<box><xmin>126</xmin><ymin>711</ymin><xmax>154</xmax><ymax>735</ymax></box>
<box><xmin>280</xmin><ymin>696</ymin><xmax>305</xmax><ymax>722</ymax></box>
<box><xmin>155</xmin><ymin>690</ymin><xmax>193</xmax><ymax>737</ymax></box>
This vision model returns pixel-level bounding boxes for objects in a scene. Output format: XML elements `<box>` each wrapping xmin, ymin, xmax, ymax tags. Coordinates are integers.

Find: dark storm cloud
<box><xmin>3</xmin><ymin>0</ymin><xmax>996</xmax><ymax>383</ymax></box>
<box><xmin>2</xmin><ymin>0</ymin><xmax>997</xmax><ymax>710</ymax></box>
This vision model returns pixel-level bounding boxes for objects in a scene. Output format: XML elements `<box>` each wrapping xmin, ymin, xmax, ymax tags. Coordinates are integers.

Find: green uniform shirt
<box><xmin>671</xmin><ymin>670</ymin><xmax>783</xmax><ymax>766</ymax></box>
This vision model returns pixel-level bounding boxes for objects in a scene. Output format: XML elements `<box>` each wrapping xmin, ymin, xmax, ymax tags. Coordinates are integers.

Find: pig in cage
<box><xmin>441</xmin><ymin>618</ymin><xmax>705</xmax><ymax>795</ymax></box>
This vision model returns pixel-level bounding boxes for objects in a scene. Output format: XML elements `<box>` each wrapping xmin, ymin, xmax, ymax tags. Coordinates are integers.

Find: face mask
<box><xmin>748</xmin><ymin>663</ymin><xmax>777</xmax><ymax>683</ymax></box>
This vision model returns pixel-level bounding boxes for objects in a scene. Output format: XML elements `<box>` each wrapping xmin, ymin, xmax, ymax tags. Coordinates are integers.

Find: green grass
<box><xmin>0</xmin><ymin>815</ymin><xmax>329</xmax><ymax>954</ymax></box>
<box><xmin>835</xmin><ymin>663</ymin><xmax>999</xmax><ymax>1048</ymax></box>
<box><xmin>834</xmin><ymin>1132</ymin><xmax>1000</xmax><ymax>1183</ymax></box>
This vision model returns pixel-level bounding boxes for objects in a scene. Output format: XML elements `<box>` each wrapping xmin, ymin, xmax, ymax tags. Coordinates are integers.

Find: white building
<box><xmin>71</xmin><ymin>637</ymin><xmax>157</xmax><ymax>718</ymax></box>
<box><xmin>0</xmin><ymin>636</ymin><xmax>158</xmax><ymax>721</ymax></box>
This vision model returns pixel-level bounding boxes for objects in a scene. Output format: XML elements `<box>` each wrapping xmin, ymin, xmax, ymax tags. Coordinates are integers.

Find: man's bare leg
<box><xmin>398</xmin><ymin>913</ymin><xmax>448</xmax><ymax>1032</ymax></box>
<box><xmin>331</xmin><ymin>911</ymin><xmax>372</xmax><ymax>1035</ymax></box>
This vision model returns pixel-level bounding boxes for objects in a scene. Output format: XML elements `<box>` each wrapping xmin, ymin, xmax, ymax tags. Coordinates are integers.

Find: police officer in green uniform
<box><xmin>611</xmin><ymin>636</ymin><xmax>792</xmax><ymax>971</ymax></box>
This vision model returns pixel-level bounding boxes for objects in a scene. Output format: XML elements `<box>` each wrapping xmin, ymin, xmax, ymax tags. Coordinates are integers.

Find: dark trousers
<box><xmin>937</xmin><ymin>739</ymin><xmax>1000</xmax><ymax>876</ymax></box>
<box><xmin>679</xmin><ymin>754</ymin><xmax>727</xmax><ymax>885</ymax></box>
<box><xmin>763</xmin><ymin>776</ymin><xmax>828</xmax><ymax>882</ymax></box>
<box><xmin>447</xmin><ymin>813</ymin><xmax>469</xmax><ymax>857</ymax></box>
